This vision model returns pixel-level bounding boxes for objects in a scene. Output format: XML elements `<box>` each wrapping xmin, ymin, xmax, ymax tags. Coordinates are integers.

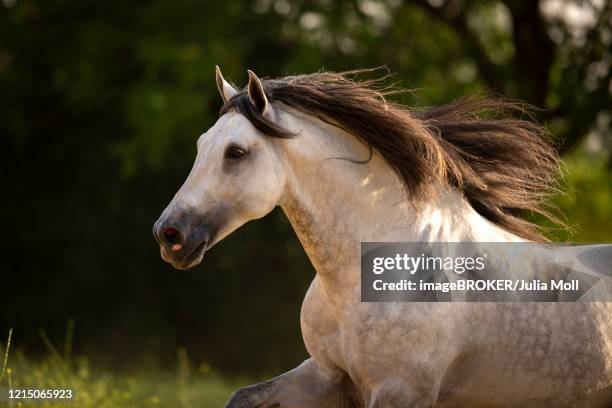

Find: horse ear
<box><xmin>247</xmin><ymin>70</ymin><xmax>269</xmax><ymax>115</ymax></box>
<box><xmin>215</xmin><ymin>65</ymin><xmax>238</xmax><ymax>103</ymax></box>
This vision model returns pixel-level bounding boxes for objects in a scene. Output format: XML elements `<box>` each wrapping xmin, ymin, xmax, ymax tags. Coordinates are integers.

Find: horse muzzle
<box><xmin>153</xmin><ymin>211</ymin><xmax>213</xmax><ymax>270</ymax></box>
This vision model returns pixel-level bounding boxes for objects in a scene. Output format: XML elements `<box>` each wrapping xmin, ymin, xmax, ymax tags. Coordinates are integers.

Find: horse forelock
<box><xmin>218</xmin><ymin>69</ymin><xmax>565</xmax><ymax>242</ymax></box>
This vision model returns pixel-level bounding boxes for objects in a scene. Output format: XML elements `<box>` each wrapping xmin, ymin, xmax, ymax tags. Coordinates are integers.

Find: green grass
<box><xmin>0</xmin><ymin>329</ymin><xmax>246</xmax><ymax>408</ymax></box>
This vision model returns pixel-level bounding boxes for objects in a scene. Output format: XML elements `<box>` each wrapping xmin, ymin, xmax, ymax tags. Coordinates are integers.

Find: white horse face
<box><xmin>153</xmin><ymin>69</ymin><xmax>286</xmax><ymax>269</ymax></box>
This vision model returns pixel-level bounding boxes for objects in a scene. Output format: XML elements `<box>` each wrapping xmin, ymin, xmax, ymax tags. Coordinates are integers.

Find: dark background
<box><xmin>1</xmin><ymin>0</ymin><xmax>611</xmax><ymax>377</ymax></box>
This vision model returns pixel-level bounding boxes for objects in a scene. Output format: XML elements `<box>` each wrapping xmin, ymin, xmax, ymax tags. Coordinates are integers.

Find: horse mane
<box><xmin>220</xmin><ymin>69</ymin><xmax>564</xmax><ymax>242</ymax></box>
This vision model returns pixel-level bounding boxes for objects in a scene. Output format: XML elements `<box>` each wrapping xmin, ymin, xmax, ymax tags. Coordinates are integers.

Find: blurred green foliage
<box><xmin>1</xmin><ymin>0</ymin><xmax>611</xmax><ymax>376</ymax></box>
<box><xmin>553</xmin><ymin>152</ymin><xmax>612</xmax><ymax>242</ymax></box>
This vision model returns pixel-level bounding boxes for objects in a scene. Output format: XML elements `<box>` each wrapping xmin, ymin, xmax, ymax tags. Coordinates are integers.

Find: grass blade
<box><xmin>0</xmin><ymin>328</ymin><xmax>12</xmax><ymax>382</ymax></box>
<box><xmin>64</xmin><ymin>319</ymin><xmax>75</xmax><ymax>364</ymax></box>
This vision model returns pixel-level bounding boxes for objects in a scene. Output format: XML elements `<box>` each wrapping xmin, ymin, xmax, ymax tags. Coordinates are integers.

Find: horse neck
<box><xmin>277</xmin><ymin>108</ymin><xmax>523</xmax><ymax>298</ymax></box>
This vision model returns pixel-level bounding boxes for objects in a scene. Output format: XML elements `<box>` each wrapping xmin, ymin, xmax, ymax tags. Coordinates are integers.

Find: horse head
<box><xmin>153</xmin><ymin>68</ymin><xmax>287</xmax><ymax>269</ymax></box>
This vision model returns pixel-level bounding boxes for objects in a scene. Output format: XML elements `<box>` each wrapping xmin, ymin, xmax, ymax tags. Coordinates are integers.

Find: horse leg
<box><xmin>225</xmin><ymin>358</ymin><xmax>360</xmax><ymax>408</ymax></box>
<box><xmin>366</xmin><ymin>379</ymin><xmax>438</xmax><ymax>408</ymax></box>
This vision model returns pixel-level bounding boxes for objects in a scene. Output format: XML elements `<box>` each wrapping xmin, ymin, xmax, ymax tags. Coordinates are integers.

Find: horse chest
<box><xmin>300</xmin><ymin>276</ymin><xmax>348</xmax><ymax>376</ymax></box>
<box><xmin>303</xmin><ymin>286</ymin><xmax>458</xmax><ymax>395</ymax></box>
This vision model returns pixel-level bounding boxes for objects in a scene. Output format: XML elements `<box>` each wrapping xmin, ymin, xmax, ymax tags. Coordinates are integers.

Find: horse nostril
<box><xmin>164</xmin><ymin>227</ymin><xmax>177</xmax><ymax>240</ymax></box>
<box><xmin>162</xmin><ymin>227</ymin><xmax>184</xmax><ymax>252</ymax></box>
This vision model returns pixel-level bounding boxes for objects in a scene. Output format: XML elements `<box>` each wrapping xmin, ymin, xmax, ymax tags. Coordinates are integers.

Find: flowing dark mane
<box><xmin>220</xmin><ymin>69</ymin><xmax>564</xmax><ymax>242</ymax></box>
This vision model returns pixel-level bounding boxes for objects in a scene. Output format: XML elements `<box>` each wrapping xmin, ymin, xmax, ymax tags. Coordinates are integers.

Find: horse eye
<box><xmin>224</xmin><ymin>144</ymin><xmax>247</xmax><ymax>160</ymax></box>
